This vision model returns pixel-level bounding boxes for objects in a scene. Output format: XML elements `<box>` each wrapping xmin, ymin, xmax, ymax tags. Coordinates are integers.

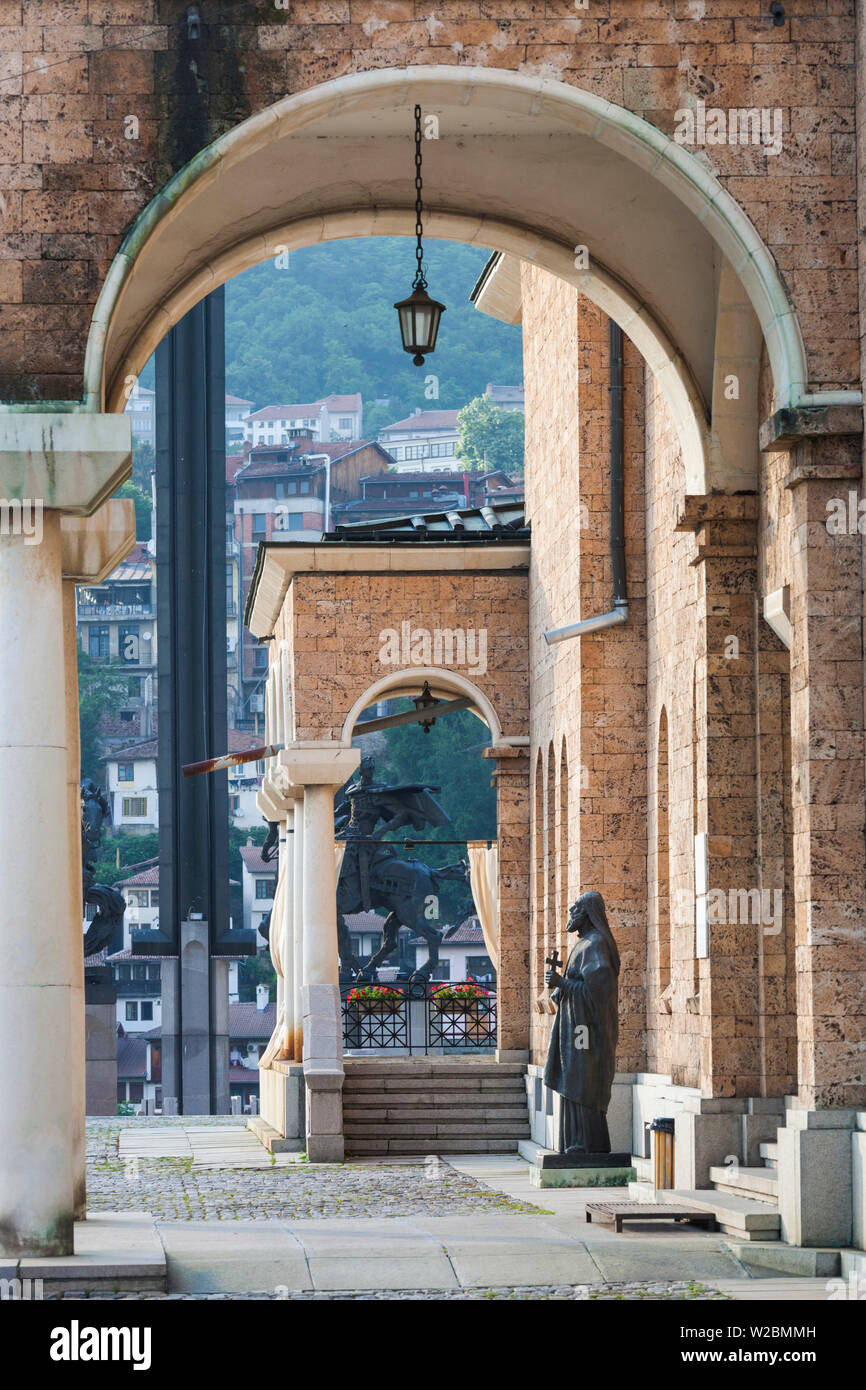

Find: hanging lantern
<box><xmin>395</xmin><ymin>104</ymin><xmax>445</xmax><ymax>365</ymax></box>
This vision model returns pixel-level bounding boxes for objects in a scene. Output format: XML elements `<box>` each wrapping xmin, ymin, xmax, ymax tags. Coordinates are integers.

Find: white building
<box><xmin>105</xmin><ymin>731</ymin><xmax>266</xmax><ymax>833</ymax></box>
<box><xmin>225</xmin><ymin>393</ymin><xmax>255</xmax><ymax>447</ymax></box>
<box><xmin>115</xmin><ymin>860</ymin><xmax>160</xmax><ymax>947</ymax></box>
<box><xmin>377</xmin><ymin>408</ymin><xmax>460</xmax><ymax>472</ymax></box>
<box><xmin>104</xmin><ymin>738</ymin><xmax>159</xmax><ymax>832</ymax></box>
<box><xmin>240</xmin><ymin>842</ymin><xmax>277</xmax><ymax>944</ymax></box>
<box><xmin>124</xmin><ymin>384</ymin><xmax>254</xmax><ymax>446</ymax></box>
<box><xmin>244</xmin><ymin>393</ymin><xmax>363</xmax><ymax>445</ymax></box>
<box><xmin>485</xmin><ymin>382</ymin><xmax>524</xmax><ymax>412</ymax></box>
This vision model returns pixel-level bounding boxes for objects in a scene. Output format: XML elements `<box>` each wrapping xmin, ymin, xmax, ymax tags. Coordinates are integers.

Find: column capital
<box><xmin>0</xmin><ymin>411</ymin><xmax>131</xmax><ymax>516</ymax></box>
<box><xmin>61</xmin><ymin>498</ymin><xmax>136</xmax><ymax>582</ymax></box>
<box><xmin>279</xmin><ymin>743</ymin><xmax>360</xmax><ymax>790</ymax></box>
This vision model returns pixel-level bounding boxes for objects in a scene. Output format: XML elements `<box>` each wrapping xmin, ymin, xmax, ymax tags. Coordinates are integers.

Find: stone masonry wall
<box><xmin>0</xmin><ymin>2</ymin><xmax>858</xmax><ymax>401</ymax></box>
<box><xmin>522</xmin><ymin>262</ymin><xmax>647</xmax><ymax>1075</ymax></box>
<box><xmin>281</xmin><ymin>566</ymin><xmax>529</xmax><ymax>742</ymax></box>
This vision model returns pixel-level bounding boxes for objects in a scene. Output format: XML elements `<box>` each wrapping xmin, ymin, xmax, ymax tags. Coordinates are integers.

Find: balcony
<box><xmin>78</xmin><ymin>603</ymin><xmax>154</xmax><ymax>619</ymax></box>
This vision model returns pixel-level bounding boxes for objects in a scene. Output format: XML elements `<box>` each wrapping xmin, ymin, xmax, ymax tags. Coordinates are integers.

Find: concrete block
<box><xmin>852</xmin><ymin>1130</ymin><xmax>866</xmax><ymax>1251</ymax></box>
<box><xmin>530</xmin><ymin>1163</ymin><xmax>634</xmax><ymax>1188</ymax></box>
<box><xmin>675</xmin><ymin>1110</ymin><xmax>742</xmax><ymax>1189</ymax></box>
<box><xmin>778</xmin><ymin>1123</ymin><xmax>853</xmax><ymax>1248</ymax></box>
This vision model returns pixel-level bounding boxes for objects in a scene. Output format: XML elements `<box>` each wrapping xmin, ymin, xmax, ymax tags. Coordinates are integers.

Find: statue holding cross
<box><xmin>543</xmin><ymin>892</ymin><xmax>620</xmax><ymax>1156</ymax></box>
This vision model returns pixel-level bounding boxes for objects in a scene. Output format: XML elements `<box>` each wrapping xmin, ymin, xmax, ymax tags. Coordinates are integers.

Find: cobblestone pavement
<box><xmin>85</xmin><ymin>1119</ymin><xmax>542</xmax><ymax>1221</ymax></box>
<box><xmin>53</xmin><ymin>1281</ymin><xmax>728</xmax><ymax>1301</ymax></box>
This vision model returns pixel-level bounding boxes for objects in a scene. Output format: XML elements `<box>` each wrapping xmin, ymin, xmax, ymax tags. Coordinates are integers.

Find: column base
<box><xmin>778</xmin><ymin>1109</ymin><xmax>856</xmax><ymax>1247</ymax></box>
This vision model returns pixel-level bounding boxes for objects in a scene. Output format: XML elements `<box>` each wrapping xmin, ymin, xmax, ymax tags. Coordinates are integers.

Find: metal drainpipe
<box><xmin>544</xmin><ymin>319</ymin><xmax>629</xmax><ymax>644</ymax></box>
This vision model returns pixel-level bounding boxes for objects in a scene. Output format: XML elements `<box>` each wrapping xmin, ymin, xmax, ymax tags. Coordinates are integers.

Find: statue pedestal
<box><xmin>529</xmin><ymin>1150</ymin><xmax>636</xmax><ymax>1189</ymax></box>
<box><xmin>84</xmin><ymin>967</ymin><xmax>117</xmax><ymax>1117</ymax></box>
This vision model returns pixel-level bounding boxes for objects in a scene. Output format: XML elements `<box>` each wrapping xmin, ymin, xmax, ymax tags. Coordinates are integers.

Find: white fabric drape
<box><xmin>260</xmin><ymin>842</ymin><xmax>289</xmax><ymax>1068</ymax></box>
<box><xmin>467</xmin><ymin>840</ymin><xmax>499</xmax><ymax>971</ymax></box>
<box><xmin>335</xmin><ymin>840</ymin><xmax>347</xmax><ymax>880</ymax></box>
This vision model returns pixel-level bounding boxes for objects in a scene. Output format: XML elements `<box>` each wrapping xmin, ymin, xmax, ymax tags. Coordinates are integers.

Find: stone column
<box><xmin>292</xmin><ymin>790</ymin><xmax>305</xmax><ymax>1063</ymax></box>
<box><xmin>758</xmin><ymin>409</ymin><xmax>864</xmax><ymax>1245</ymax></box>
<box><xmin>483</xmin><ymin>744</ymin><xmax>530</xmax><ymax>1059</ymax></box>
<box><xmin>0</xmin><ymin>415</ymin><xmax>130</xmax><ymax>1258</ymax></box>
<box><xmin>0</xmin><ymin>519</ymin><xmax>78</xmax><ymax>1254</ymax></box>
<box><xmin>60</xmin><ymin>499</ymin><xmax>137</xmax><ymax>1210</ymax></box>
<box><xmin>784</xmin><ymin>440</ymin><xmax>866</xmax><ymax>1111</ymax></box>
<box><xmin>677</xmin><ymin>496</ymin><xmax>762</xmax><ymax>1099</ymax></box>
<box><xmin>281</xmin><ymin>746</ymin><xmax>359</xmax><ymax>1162</ymax></box>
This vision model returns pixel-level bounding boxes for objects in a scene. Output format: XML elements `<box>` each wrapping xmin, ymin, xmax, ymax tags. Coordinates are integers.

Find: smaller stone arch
<box><xmin>339</xmin><ymin>666</ymin><xmax>504</xmax><ymax>748</ymax></box>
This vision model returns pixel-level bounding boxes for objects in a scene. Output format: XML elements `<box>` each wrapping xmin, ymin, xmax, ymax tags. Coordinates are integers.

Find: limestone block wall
<box><xmin>0</xmin><ymin>4</ymin><xmax>858</xmax><ymax>402</ymax></box>
<box><xmin>274</xmin><ymin>568</ymin><xmax>529</xmax><ymax>743</ymax></box>
<box><xmin>521</xmin><ymin>263</ymin><xmax>647</xmax><ymax>1075</ymax></box>
<box><xmin>644</xmin><ymin>366</ymin><xmax>702</xmax><ymax>1087</ymax></box>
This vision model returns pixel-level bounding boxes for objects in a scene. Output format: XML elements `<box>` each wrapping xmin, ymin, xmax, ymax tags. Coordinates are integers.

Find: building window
<box><xmin>122</xmin><ymin>797</ymin><xmax>148</xmax><ymax>818</ymax></box>
<box><xmin>125</xmin><ymin>1001</ymin><xmax>138</xmax><ymax>1021</ymax></box>
<box><xmin>128</xmin><ymin>891</ymin><xmax>148</xmax><ymax>908</ymax></box>
<box><xmin>140</xmin><ymin>1002</ymin><xmax>153</xmax><ymax>1022</ymax></box>
<box><xmin>147</xmin><ymin>964</ymin><xmax>160</xmax><ymax>980</ymax></box>
<box><xmin>255</xmin><ymin>878</ymin><xmax>276</xmax><ymax>899</ymax></box>
<box><xmin>338</xmin><ymin>417</ymin><xmax>352</xmax><ymax>430</ymax></box>
<box><xmin>286</xmin><ymin>513</ymin><xmax>303</xmax><ymax>531</ymax></box>
<box><xmin>252</xmin><ymin>513</ymin><xmax>267</xmax><ymax>537</ymax></box>
<box><xmin>118</xmin><ymin>763</ymin><xmax>134</xmax><ymax>783</ymax></box>
<box><xmin>127</xmin><ymin>677</ymin><xmax>142</xmax><ymax>698</ymax></box>
<box><xmin>89</xmin><ymin>626</ymin><xmax>110</xmax><ymax>659</ymax></box>
<box><xmin>150</xmin><ymin>891</ymin><xmax>159</xmax><ymax>907</ymax></box>
<box><xmin>129</xmin><ymin>1082</ymin><xmax>144</xmax><ymax>1103</ymax></box>
<box><xmin>253</xmin><ymin>648</ymin><xmax>268</xmax><ymax>671</ymax></box>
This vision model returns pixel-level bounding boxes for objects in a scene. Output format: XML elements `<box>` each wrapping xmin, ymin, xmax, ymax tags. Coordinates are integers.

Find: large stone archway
<box><xmin>80</xmin><ymin>67</ymin><xmax>830</xmax><ymax>497</ymax></box>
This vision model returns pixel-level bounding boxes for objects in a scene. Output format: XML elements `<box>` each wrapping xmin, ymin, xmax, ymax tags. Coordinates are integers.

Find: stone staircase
<box><xmin>632</xmin><ymin>1128</ymin><xmax>783</xmax><ymax>1242</ymax></box>
<box><xmin>342</xmin><ymin>1057</ymin><xmax>531</xmax><ymax>1156</ymax></box>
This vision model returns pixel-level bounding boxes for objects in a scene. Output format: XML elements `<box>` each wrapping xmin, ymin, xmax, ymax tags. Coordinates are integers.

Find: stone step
<box><xmin>709</xmin><ymin>1165</ymin><xmax>778</xmax><ymax>1203</ymax></box>
<box><xmin>343</xmin><ymin>1120</ymin><xmax>531</xmax><ymax>1138</ymax></box>
<box><xmin>344</xmin><ymin>1105</ymin><xmax>530</xmax><ymax>1123</ymax></box>
<box><xmin>759</xmin><ymin>1141</ymin><xmax>778</xmax><ymax>1170</ymax></box>
<box><xmin>646</xmin><ymin>1187</ymin><xmax>781</xmax><ymax>1241</ymax></box>
<box><xmin>342</xmin><ymin>1061</ymin><xmax>526</xmax><ymax>1078</ymax></box>
<box><xmin>345</xmin><ymin>1138</ymin><xmax>521</xmax><ymax>1155</ymax></box>
<box><xmin>342</xmin><ymin>1091</ymin><xmax>526</xmax><ymax>1108</ymax></box>
<box><xmin>343</xmin><ymin>1076</ymin><xmax>526</xmax><ymax>1092</ymax></box>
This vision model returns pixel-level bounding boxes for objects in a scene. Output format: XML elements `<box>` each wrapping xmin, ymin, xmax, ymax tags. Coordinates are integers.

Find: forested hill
<box><xmin>219</xmin><ymin>238</ymin><xmax>524</xmax><ymax>436</ymax></box>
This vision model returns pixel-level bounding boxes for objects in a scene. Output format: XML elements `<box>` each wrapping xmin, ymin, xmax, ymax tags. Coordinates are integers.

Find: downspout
<box><xmin>544</xmin><ymin>319</ymin><xmax>628</xmax><ymax>644</ymax></box>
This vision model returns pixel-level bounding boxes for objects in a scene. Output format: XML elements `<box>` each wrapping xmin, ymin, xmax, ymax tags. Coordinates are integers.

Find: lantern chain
<box><xmin>414</xmin><ymin>104</ymin><xmax>427</xmax><ymax>289</ymax></box>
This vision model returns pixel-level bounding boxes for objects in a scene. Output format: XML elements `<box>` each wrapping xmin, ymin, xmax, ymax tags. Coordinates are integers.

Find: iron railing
<box><xmin>341</xmin><ymin>979</ymin><xmax>496</xmax><ymax>1055</ymax></box>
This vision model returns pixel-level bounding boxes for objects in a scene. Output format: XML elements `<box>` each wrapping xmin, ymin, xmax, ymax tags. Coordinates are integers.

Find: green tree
<box><xmin>130</xmin><ymin>436</ymin><xmax>155</xmax><ymax>492</ymax></box>
<box><xmin>116</xmin><ymin>480</ymin><xmax>152</xmax><ymax>541</ymax></box>
<box><xmin>77</xmin><ymin>652</ymin><xmax>131</xmax><ymax>783</ymax></box>
<box><xmin>90</xmin><ymin>830</ymin><xmax>160</xmax><ymax>887</ymax></box>
<box><xmin>456</xmin><ymin>395</ymin><xmax>525</xmax><ymax>473</ymax></box>
<box><xmin>356</xmin><ymin>705</ymin><xmax>496</xmax><ymax>923</ymax></box>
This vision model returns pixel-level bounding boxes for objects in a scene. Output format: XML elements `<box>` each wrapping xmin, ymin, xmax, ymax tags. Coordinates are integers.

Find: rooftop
<box><xmin>379</xmin><ymin>409</ymin><xmax>460</xmax><ymax>433</ymax></box>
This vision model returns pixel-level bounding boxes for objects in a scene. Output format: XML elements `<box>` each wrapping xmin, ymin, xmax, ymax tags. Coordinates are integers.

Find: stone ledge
<box><xmin>760</xmin><ymin>403</ymin><xmax>863</xmax><ymax>452</ymax></box>
<box><xmin>246</xmin><ymin>1115</ymin><xmax>302</xmax><ymax>1155</ymax></box>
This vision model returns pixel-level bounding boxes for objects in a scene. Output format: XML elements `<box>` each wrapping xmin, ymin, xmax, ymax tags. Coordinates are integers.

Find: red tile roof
<box><xmin>380</xmin><ymin>410</ymin><xmax>459</xmax><ymax>433</ymax></box>
<box><xmin>228</xmin><ymin>1001</ymin><xmax>275</xmax><ymax>1038</ymax></box>
<box><xmin>240</xmin><ymin>844</ymin><xmax>275</xmax><ymax>873</ymax></box>
<box><xmin>111</xmin><ymin>729</ymin><xmax>262</xmax><ymax>762</ymax></box>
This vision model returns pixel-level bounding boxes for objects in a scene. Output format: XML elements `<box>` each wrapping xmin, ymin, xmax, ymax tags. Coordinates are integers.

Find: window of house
<box><xmin>150</xmin><ymin>891</ymin><xmax>159</xmax><ymax>907</ymax></box>
<box><xmin>118</xmin><ymin>763</ymin><xmax>134</xmax><ymax>782</ymax></box>
<box><xmin>229</xmin><ymin>794</ymin><xmax>240</xmax><ymax>813</ymax></box>
<box><xmin>466</xmin><ymin>955</ymin><xmax>495</xmax><ymax>980</ymax></box>
<box><xmin>125</xmin><ymin>1001</ymin><xmax>138</xmax><ymax>1021</ymax></box>
<box><xmin>339</xmin><ymin>417</ymin><xmax>352</xmax><ymax>430</ymax></box>
<box><xmin>127</xmin><ymin>678</ymin><xmax>142</xmax><ymax>699</ymax></box>
<box><xmin>140</xmin><ymin>1002</ymin><xmax>153</xmax><ymax>1022</ymax></box>
<box><xmin>129</xmin><ymin>1082</ymin><xmax>144</xmax><ymax>1102</ymax></box>
<box><xmin>252</xmin><ymin>513</ymin><xmax>267</xmax><ymax>537</ymax></box>
<box><xmin>286</xmin><ymin>513</ymin><xmax>303</xmax><ymax>531</ymax></box>
<box><xmin>89</xmin><ymin>626</ymin><xmax>110</xmax><ymax>659</ymax></box>
<box><xmin>253</xmin><ymin>648</ymin><xmax>268</xmax><ymax>671</ymax></box>
<box><xmin>147</xmin><ymin>963</ymin><xmax>160</xmax><ymax>980</ymax></box>
<box><xmin>226</xmin><ymin>563</ymin><xmax>233</xmax><ymax>610</ymax></box>
<box><xmin>132</xmin><ymin>964</ymin><xmax>147</xmax><ymax>980</ymax></box>
<box><xmin>122</xmin><ymin>797</ymin><xmax>148</xmax><ymax>818</ymax></box>
<box><xmin>255</xmin><ymin>878</ymin><xmax>276</xmax><ymax>899</ymax></box>
<box><xmin>430</xmin><ymin>960</ymin><xmax>451</xmax><ymax>981</ymax></box>
<box><xmin>128</xmin><ymin>891</ymin><xmax>148</xmax><ymax>908</ymax></box>
<box><xmin>300</xmin><ymin>480</ymin><xmax>310</xmax><ymax>495</ymax></box>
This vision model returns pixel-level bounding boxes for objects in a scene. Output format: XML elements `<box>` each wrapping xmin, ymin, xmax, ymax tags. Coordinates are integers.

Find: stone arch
<box><xmin>338</xmin><ymin>666</ymin><xmax>503</xmax><ymax>748</ymax></box>
<box><xmin>83</xmin><ymin>67</ymin><xmax>817</xmax><ymax>494</ymax></box>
